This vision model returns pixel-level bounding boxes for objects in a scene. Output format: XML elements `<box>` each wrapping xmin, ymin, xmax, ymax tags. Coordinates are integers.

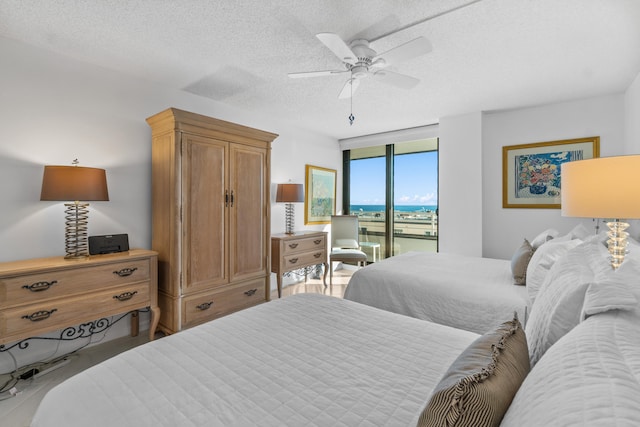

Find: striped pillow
<box><xmin>417</xmin><ymin>314</ymin><xmax>530</xmax><ymax>427</ymax></box>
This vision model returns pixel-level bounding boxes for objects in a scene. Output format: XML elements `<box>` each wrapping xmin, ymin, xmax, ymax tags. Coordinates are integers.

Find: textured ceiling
<box><xmin>1</xmin><ymin>0</ymin><xmax>639</xmax><ymax>139</ymax></box>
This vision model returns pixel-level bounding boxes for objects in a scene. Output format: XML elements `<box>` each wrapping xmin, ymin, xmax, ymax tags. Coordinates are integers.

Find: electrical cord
<box><xmin>0</xmin><ymin>342</ymin><xmax>90</xmax><ymax>395</ymax></box>
<box><xmin>0</xmin><ymin>311</ymin><xmax>143</xmax><ymax>398</ymax></box>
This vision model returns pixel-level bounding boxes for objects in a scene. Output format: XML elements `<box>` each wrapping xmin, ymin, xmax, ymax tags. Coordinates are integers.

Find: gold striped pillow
<box><xmin>417</xmin><ymin>314</ymin><xmax>530</xmax><ymax>427</ymax></box>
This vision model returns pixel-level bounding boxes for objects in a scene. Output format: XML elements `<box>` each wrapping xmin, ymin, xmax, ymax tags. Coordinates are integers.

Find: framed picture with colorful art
<box><xmin>502</xmin><ymin>136</ymin><xmax>600</xmax><ymax>209</ymax></box>
<box><xmin>304</xmin><ymin>164</ymin><xmax>336</xmax><ymax>224</ymax></box>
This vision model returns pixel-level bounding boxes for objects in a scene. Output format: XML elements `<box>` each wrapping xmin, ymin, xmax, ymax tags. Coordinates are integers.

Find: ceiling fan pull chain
<box><xmin>349</xmin><ymin>79</ymin><xmax>355</xmax><ymax>125</ymax></box>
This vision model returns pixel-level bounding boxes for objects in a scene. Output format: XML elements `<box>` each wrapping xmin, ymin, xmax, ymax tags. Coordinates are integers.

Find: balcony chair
<box><xmin>330</xmin><ymin>215</ymin><xmax>368</xmax><ymax>286</ymax></box>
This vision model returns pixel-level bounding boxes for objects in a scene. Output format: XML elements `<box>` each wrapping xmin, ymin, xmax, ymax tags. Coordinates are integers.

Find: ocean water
<box><xmin>351</xmin><ymin>204</ymin><xmax>437</xmax><ymax>213</ymax></box>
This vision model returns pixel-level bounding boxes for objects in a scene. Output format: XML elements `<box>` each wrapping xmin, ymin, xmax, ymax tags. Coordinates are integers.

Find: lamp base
<box><xmin>63</xmin><ymin>202</ymin><xmax>90</xmax><ymax>259</ymax></box>
<box><xmin>284</xmin><ymin>203</ymin><xmax>295</xmax><ymax>235</ymax></box>
<box><xmin>606</xmin><ymin>219</ymin><xmax>629</xmax><ymax>269</ymax></box>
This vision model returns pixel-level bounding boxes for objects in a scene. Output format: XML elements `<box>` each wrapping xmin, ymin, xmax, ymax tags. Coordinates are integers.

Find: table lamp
<box><xmin>561</xmin><ymin>155</ymin><xmax>640</xmax><ymax>269</ymax></box>
<box><xmin>40</xmin><ymin>160</ymin><xmax>109</xmax><ymax>259</ymax></box>
<box><xmin>276</xmin><ymin>183</ymin><xmax>304</xmax><ymax>234</ymax></box>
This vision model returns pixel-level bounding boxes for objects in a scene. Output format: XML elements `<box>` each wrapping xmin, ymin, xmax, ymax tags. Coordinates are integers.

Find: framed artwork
<box><xmin>502</xmin><ymin>136</ymin><xmax>600</xmax><ymax>209</ymax></box>
<box><xmin>305</xmin><ymin>164</ymin><xmax>336</xmax><ymax>224</ymax></box>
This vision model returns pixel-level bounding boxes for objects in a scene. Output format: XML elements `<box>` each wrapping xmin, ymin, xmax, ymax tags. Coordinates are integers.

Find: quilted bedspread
<box><xmin>30</xmin><ymin>293</ymin><xmax>477</xmax><ymax>427</ymax></box>
<box><xmin>344</xmin><ymin>252</ymin><xmax>529</xmax><ymax>334</ymax></box>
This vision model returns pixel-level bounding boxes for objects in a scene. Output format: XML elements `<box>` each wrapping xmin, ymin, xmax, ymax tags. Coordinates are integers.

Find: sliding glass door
<box><xmin>346</xmin><ymin>138</ymin><xmax>438</xmax><ymax>261</ymax></box>
<box><xmin>348</xmin><ymin>146</ymin><xmax>388</xmax><ymax>261</ymax></box>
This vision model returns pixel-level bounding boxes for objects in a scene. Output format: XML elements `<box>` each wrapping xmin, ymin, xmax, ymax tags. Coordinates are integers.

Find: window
<box><xmin>346</xmin><ymin>138</ymin><xmax>438</xmax><ymax>261</ymax></box>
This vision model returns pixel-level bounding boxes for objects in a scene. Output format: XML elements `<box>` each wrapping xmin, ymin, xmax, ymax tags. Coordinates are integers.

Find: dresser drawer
<box><xmin>0</xmin><ymin>258</ymin><xmax>150</xmax><ymax>309</ymax></box>
<box><xmin>182</xmin><ymin>279</ymin><xmax>265</xmax><ymax>328</ymax></box>
<box><xmin>283</xmin><ymin>250</ymin><xmax>326</xmax><ymax>270</ymax></box>
<box><xmin>281</xmin><ymin>236</ymin><xmax>326</xmax><ymax>255</ymax></box>
<box><xmin>0</xmin><ymin>282</ymin><xmax>150</xmax><ymax>343</ymax></box>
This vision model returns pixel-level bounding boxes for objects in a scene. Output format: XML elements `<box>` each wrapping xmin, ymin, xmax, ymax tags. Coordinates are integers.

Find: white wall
<box><xmin>271</xmin><ymin>128</ymin><xmax>341</xmax><ymax>237</ymax></box>
<box><xmin>438</xmin><ymin>112</ymin><xmax>483</xmax><ymax>256</ymax></box>
<box><xmin>625</xmin><ymin>72</ymin><xmax>640</xmax><ymax>153</ymax></box>
<box><xmin>0</xmin><ymin>36</ymin><xmax>339</xmax><ymax>371</ymax></box>
<box><xmin>482</xmin><ymin>94</ymin><xmax>626</xmax><ymax>259</ymax></box>
<box><xmin>0</xmin><ymin>36</ymin><xmax>340</xmax><ymax>263</ymax></box>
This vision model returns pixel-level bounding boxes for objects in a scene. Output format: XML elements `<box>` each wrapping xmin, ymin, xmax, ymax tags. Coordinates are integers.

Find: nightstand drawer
<box><xmin>281</xmin><ymin>236</ymin><xmax>326</xmax><ymax>255</ymax></box>
<box><xmin>0</xmin><ymin>282</ymin><xmax>150</xmax><ymax>343</ymax></box>
<box><xmin>182</xmin><ymin>279</ymin><xmax>266</xmax><ymax>328</ymax></box>
<box><xmin>0</xmin><ymin>258</ymin><xmax>150</xmax><ymax>309</ymax></box>
<box><xmin>283</xmin><ymin>250</ymin><xmax>326</xmax><ymax>269</ymax></box>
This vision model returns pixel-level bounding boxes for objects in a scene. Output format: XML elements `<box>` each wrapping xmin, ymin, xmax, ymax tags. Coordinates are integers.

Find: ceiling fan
<box><xmin>288</xmin><ymin>32</ymin><xmax>432</xmax><ymax>99</ymax></box>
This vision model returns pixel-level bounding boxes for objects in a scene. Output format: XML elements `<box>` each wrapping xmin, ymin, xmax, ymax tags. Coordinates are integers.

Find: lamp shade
<box><xmin>561</xmin><ymin>155</ymin><xmax>640</xmax><ymax>219</ymax></box>
<box><xmin>276</xmin><ymin>183</ymin><xmax>304</xmax><ymax>203</ymax></box>
<box><xmin>40</xmin><ymin>165</ymin><xmax>109</xmax><ymax>201</ymax></box>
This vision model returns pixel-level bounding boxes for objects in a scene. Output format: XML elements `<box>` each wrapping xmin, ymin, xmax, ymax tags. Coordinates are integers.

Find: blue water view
<box><xmin>351</xmin><ymin>204</ymin><xmax>438</xmax><ymax>213</ymax></box>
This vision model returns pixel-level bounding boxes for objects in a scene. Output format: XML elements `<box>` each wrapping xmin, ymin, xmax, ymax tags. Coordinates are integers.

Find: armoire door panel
<box><xmin>229</xmin><ymin>144</ymin><xmax>267</xmax><ymax>281</ymax></box>
<box><xmin>182</xmin><ymin>135</ymin><xmax>228</xmax><ymax>292</ymax></box>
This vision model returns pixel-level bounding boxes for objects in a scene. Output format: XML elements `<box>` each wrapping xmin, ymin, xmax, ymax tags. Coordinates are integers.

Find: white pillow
<box><xmin>583</xmin><ymin>242</ymin><xmax>640</xmax><ymax>317</ymax></box>
<box><xmin>530</xmin><ymin>228</ymin><xmax>559</xmax><ymax>249</ymax></box>
<box><xmin>581</xmin><ymin>280</ymin><xmax>638</xmax><ymax>320</ymax></box>
<box><xmin>526</xmin><ymin>241</ymin><xmax>609</xmax><ymax>366</ymax></box>
<box><xmin>566</xmin><ymin>223</ymin><xmax>591</xmax><ymax>240</ymax></box>
<box><xmin>526</xmin><ymin>238</ymin><xmax>582</xmax><ymax>306</ymax></box>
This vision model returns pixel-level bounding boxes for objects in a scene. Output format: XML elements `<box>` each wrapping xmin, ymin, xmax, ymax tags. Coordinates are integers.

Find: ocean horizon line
<box><xmin>351</xmin><ymin>204</ymin><xmax>438</xmax><ymax>213</ymax></box>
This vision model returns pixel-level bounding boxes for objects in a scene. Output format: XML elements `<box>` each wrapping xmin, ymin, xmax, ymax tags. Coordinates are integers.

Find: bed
<box><xmin>343</xmin><ymin>251</ymin><xmax>529</xmax><ymax>334</ymax></box>
<box><xmin>31</xmin><ymin>239</ymin><xmax>640</xmax><ymax>427</ymax></box>
<box><xmin>30</xmin><ymin>293</ymin><xmax>478</xmax><ymax>427</ymax></box>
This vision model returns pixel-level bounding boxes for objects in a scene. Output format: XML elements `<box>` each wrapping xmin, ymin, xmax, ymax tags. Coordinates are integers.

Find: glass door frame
<box><xmin>343</xmin><ymin>140</ymin><xmax>438</xmax><ymax>259</ymax></box>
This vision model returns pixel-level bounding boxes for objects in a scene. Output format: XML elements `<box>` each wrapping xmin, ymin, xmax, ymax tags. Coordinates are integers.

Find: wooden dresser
<box><xmin>271</xmin><ymin>231</ymin><xmax>328</xmax><ymax>297</ymax></box>
<box><xmin>0</xmin><ymin>250</ymin><xmax>159</xmax><ymax>346</ymax></box>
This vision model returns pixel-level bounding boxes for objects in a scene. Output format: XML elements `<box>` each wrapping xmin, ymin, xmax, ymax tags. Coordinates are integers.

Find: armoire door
<box><xmin>182</xmin><ymin>134</ymin><xmax>228</xmax><ymax>292</ymax></box>
<box><xmin>228</xmin><ymin>143</ymin><xmax>268</xmax><ymax>282</ymax></box>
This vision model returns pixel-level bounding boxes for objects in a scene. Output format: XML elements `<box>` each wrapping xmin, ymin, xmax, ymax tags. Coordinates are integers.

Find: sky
<box><xmin>350</xmin><ymin>151</ymin><xmax>438</xmax><ymax>206</ymax></box>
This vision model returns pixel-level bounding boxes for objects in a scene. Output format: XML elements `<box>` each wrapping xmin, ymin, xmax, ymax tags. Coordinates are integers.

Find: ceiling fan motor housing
<box><xmin>345</xmin><ymin>40</ymin><xmax>375</xmax><ymax>78</ymax></box>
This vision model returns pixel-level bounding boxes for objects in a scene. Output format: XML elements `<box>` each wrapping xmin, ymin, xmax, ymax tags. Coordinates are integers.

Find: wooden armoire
<box><xmin>146</xmin><ymin>108</ymin><xmax>278</xmax><ymax>334</ymax></box>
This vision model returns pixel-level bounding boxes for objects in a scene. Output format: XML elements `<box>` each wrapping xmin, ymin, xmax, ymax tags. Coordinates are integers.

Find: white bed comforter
<box><xmin>344</xmin><ymin>251</ymin><xmax>529</xmax><ymax>334</ymax></box>
<box><xmin>31</xmin><ymin>293</ymin><xmax>477</xmax><ymax>427</ymax></box>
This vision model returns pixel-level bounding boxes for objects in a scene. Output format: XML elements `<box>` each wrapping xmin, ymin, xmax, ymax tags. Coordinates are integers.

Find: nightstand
<box><xmin>271</xmin><ymin>231</ymin><xmax>328</xmax><ymax>298</ymax></box>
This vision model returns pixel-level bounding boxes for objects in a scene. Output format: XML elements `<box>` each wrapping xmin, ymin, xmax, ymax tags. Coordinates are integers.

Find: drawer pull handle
<box><xmin>113</xmin><ymin>267</ymin><xmax>138</xmax><ymax>277</ymax></box>
<box><xmin>22</xmin><ymin>309</ymin><xmax>58</xmax><ymax>322</ymax></box>
<box><xmin>288</xmin><ymin>243</ymin><xmax>299</xmax><ymax>249</ymax></box>
<box><xmin>314</xmin><ymin>239</ymin><xmax>322</xmax><ymax>244</ymax></box>
<box><xmin>22</xmin><ymin>280</ymin><xmax>58</xmax><ymax>292</ymax></box>
<box><xmin>288</xmin><ymin>258</ymin><xmax>298</xmax><ymax>264</ymax></box>
<box><xmin>113</xmin><ymin>291</ymin><xmax>138</xmax><ymax>301</ymax></box>
<box><xmin>196</xmin><ymin>301</ymin><xmax>213</xmax><ymax>311</ymax></box>
<box><xmin>314</xmin><ymin>252</ymin><xmax>322</xmax><ymax>258</ymax></box>
<box><xmin>244</xmin><ymin>289</ymin><xmax>257</xmax><ymax>296</ymax></box>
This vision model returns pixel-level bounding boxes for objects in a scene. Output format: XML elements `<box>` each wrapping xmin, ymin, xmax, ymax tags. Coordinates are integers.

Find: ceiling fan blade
<box><xmin>288</xmin><ymin>70</ymin><xmax>347</xmax><ymax>78</ymax></box>
<box><xmin>374</xmin><ymin>36</ymin><xmax>432</xmax><ymax>66</ymax></box>
<box><xmin>373</xmin><ymin>70</ymin><xmax>420</xmax><ymax>90</ymax></box>
<box><xmin>316</xmin><ymin>33</ymin><xmax>357</xmax><ymax>65</ymax></box>
<box><xmin>338</xmin><ymin>78</ymin><xmax>360</xmax><ymax>99</ymax></box>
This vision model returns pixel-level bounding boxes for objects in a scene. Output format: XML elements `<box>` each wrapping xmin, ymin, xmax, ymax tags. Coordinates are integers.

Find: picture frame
<box><xmin>502</xmin><ymin>136</ymin><xmax>600</xmax><ymax>209</ymax></box>
<box><xmin>304</xmin><ymin>164</ymin><xmax>337</xmax><ymax>224</ymax></box>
